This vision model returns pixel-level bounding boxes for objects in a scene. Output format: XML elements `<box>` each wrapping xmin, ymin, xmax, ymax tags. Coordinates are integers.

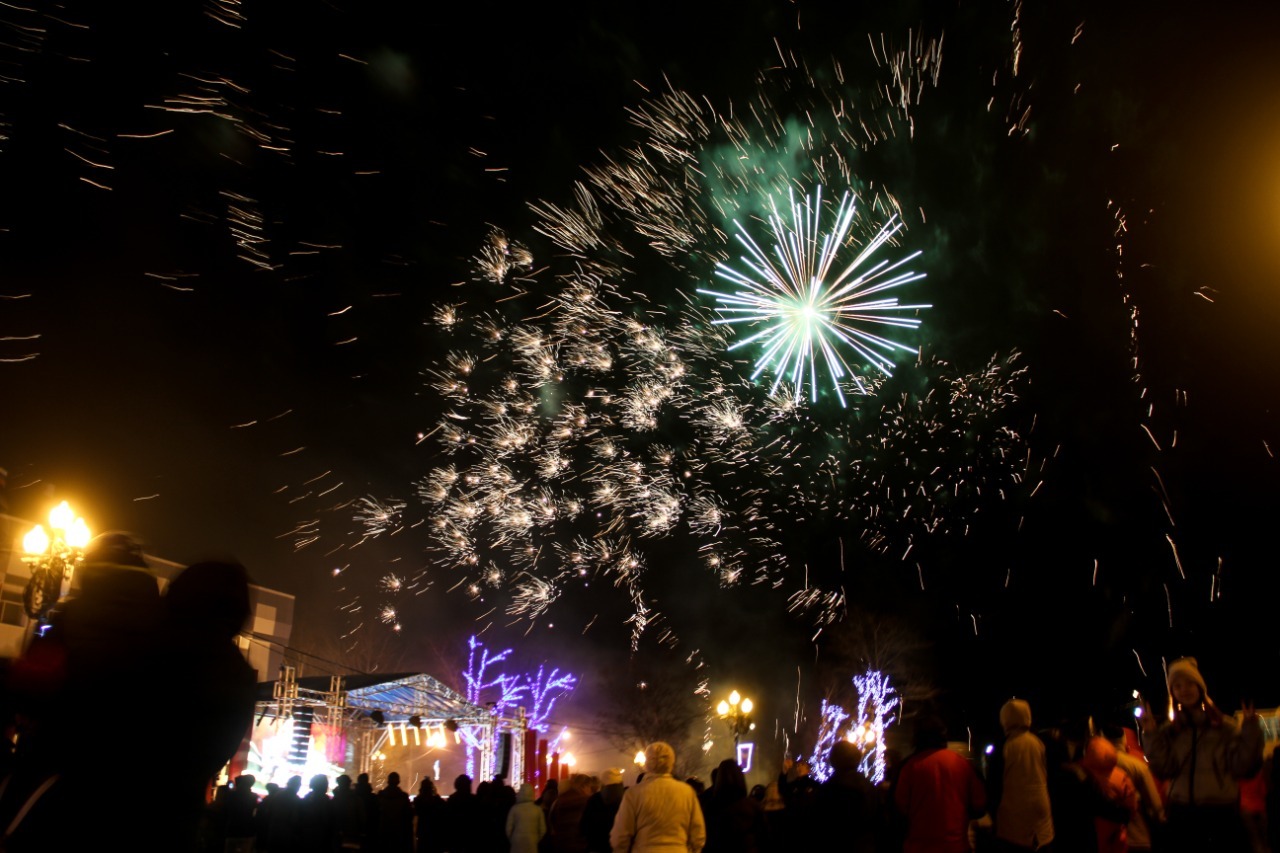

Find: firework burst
<box><xmin>306</xmin><ymin>23</ymin><xmax>1047</xmax><ymax>647</ymax></box>
<box><xmin>372</xmin><ymin>32</ymin><xmax>1038</xmax><ymax>644</ymax></box>
<box><xmin>701</xmin><ymin>185</ymin><xmax>929</xmax><ymax>406</ymax></box>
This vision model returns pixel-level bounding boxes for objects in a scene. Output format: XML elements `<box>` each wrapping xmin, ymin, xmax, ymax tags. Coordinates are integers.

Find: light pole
<box><xmin>716</xmin><ymin>689</ymin><xmax>755</xmax><ymax>752</ymax></box>
<box><xmin>21</xmin><ymin>500</ymin><xmax>91</xmax><ymax>623</ymax></box>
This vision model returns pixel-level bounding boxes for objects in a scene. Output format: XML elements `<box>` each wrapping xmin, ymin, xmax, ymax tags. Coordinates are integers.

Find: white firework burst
<box><xmin>700</xmin><ymin>186</ymin><xmax>929</xmax><ymax>407</ymax></box>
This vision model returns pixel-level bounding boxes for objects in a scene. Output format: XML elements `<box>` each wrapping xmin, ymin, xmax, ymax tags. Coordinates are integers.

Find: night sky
<box><xmin>3</xmin><ymin>0</ymin><xmax>1280</xmax><ymax>763</ymax></box>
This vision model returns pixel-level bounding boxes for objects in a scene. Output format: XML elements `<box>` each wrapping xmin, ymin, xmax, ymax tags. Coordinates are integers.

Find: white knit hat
<box><xmin>1167</xmin><ymin>657</ymin><xmax>1209</xmax><ymax>701</ymax></box>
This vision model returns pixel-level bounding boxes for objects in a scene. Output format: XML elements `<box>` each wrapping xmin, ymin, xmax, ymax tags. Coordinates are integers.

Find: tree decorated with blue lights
<box><xmin>459</xmin><ymin>635</ymin><xmax>577</xmax><ymax>777</ymax></box>
<box><xmin>805</xmin><ymin>667</ymin><xmax>897</xmax><ymax>785</ymax></box>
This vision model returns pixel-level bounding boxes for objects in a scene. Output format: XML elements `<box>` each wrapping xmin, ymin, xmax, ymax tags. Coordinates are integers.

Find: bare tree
<box><xmin>595</xmin><ymin>645</ymin><xmax>710</xmax><ymax>778</ymax></box>
<box><xmin>816</xmin><ymin>606</ymin><xmax>938</xmax><ymax>723</ymax></box>
<box><xmin>288</xmin><ymin>623</ymin><xmax>415</xmax><ymax>679</ymax></box>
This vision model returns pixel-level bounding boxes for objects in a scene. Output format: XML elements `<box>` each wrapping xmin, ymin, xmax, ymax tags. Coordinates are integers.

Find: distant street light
<box><xmin>22</xmin><ymin>500</ymin><xmax>91</xmax><ymax>621</ymax></box>
<box><xmin>716</xmin><ymin>689</ymin><xmax>755</xmax><ymax>752</ymax></box>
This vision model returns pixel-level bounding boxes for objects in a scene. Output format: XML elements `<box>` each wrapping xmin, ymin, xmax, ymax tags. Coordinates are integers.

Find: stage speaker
<box><xmin>499</xmin><ymin>732</ymin><xmax>513</xmax><ymax>778</ymax></box>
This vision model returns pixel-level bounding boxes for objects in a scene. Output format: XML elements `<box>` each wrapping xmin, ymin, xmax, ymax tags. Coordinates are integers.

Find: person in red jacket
<box><xmin>1080</xmin><ymin>736</ymin><xmax>1138</xmax><ymax>853</ymax></box>
<box><xmin>895</xmin><ymin>715</ymin><xmax>988</xmax><ymax>853</ymax></box>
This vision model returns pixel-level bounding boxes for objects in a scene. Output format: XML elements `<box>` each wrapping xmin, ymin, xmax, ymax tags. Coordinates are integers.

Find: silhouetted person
<box><xmin>701</xmin><ymin>759</ymin><xmax>764</xmax><ymax>853</ymax></box>
<box><xmin>548</xmin><ymin>773</ymin><xmax>593</xmax><ymax>853</ymax></box>
<box><xmin>333</xmin><ymin>775</ymin><xmax>365</xmax><ymax>850</ymax></box>
<box><xmin>300</xmin><ymin>774</ymin><xmax>340</xmax><ymax>853</ymax></box>
<box><xmin>198</xmin><ymin>783</ymin><xmax>233</xmax><ymax>853</ymax></box>
<box><xmin>378</xmin><ymin>772</ymin><xmax>414</xmax><ymax>853</ymax></box>
<box><xmin>482</xmin><ymin>774</ymin><xmax>517</xmax><ymax>853</ymax></box>
<box><xmin>264</xmin><ymin>775</ymin><xmax>304</xmax><ymax>853</ymax></box>
<box><xmin>413</xmin><ymin>777</ymin><xmax>446</xmax><ymax>853</ymax></box>
<box><xmin>1268</xmin><ymin>747</ymin><xmax>1280</xmax><ymax>853</ymax></box>
<box><xmin>1</xmin><ymin>531</ymin><xmax>165</xmax><ymax>850</ymax></box>
<box><xmin>1046</xmin><ymin>718</ymin><xmax>1132</xmax><ymax>853</ymax></box>
<box><xmin>445</xmin><ymin>774</ymin><xmax>480</xmax><ymax>853</ymax></box>
<box><xmin>581</xmin><ymin>768</ymin><xmax>625</xmax><ymax>853</ymax></box>
<box><xmin>813</xmin><ymin>741</ymin><xmax>880</xmax><ymax>853</ymax></box>
<box><xmin>225</xmin><ymin>774</ymin><xmax>261</xmax><ymax>853</ymax></box>
<box><xmin>774</xmin><ymin>758</ymin><xmax>818</xmax><ymax>848</ymax></box>
<box><xmin>355</xmin><ymin>773</ymin><xmax>380</xmax><ymax>850</ymax></box>
<box><xmin>159</xmin><ymin>559</ymin><xmax>257</xmax><ymax>850</ymax></box>
<box><xmin>540</xmin><ymin>778</ymin><xmax>560</xmax><ymax>803</ymax></box>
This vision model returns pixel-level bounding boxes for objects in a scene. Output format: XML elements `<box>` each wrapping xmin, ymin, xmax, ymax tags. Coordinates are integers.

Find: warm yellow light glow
<box><xmin>387</xmin><ymin>723</ymin><xmax>397</xmax><ymax>746</ymax></box>
<box><xmin>741</xmin><ymin>698</ymin><xmax>753</xmax><ymax>714</ymax></box>
<box><xmin>564</xmin><ymin>753</ymin><xmax>576</xmax><ymax>767</ymax></box>
<box><xmin>49</xmin><ymin>501</ymin><xmax>74</xmax><ymax>532</ymax></box>
<box><xmin>67</xmin><ymin>517</ymin><xmax>91</xmax><ymax>549</ymax></box>
<box><xmin>717</xmin><ymin>700</ymin><xmax>730</xmax><ymax>716</ymax></box>
<box><xmin>729</xmin><ymin>690</ymin><xmax>741</xmax><ymax>706</ymax></box>
<box><xmin>23</xmin><ymin>525</ymin><xmax>50</xmax><ymax>555</ymax></box>
<box><xmin>634</xmin><ymin>750</ymin><xmax>646</xmax><ymax>766</ymax></box>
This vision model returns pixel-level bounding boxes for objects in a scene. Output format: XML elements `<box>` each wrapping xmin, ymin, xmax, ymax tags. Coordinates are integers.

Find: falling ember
<box><xmin>1165</xmin><ymin>534</ymin><xmax>1185</xmax><ymax>580</ymax></box>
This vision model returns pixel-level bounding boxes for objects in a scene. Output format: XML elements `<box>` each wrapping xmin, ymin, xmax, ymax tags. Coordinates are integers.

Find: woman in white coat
<box><xmin>507</xmin><ymin>782</ymin><xmax>548</xmax><ymax>853</ymax></box>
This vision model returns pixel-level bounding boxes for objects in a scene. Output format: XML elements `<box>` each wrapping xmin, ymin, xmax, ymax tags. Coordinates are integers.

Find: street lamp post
<box><xmin>716</xmin><ymin>689</ymin><xmax>755</xmax><ymax>752</ymax></box>
<box><xmin>21</xmin><ymin>500</ymin><xmax>91</xmax><ymax>623</ymax></box>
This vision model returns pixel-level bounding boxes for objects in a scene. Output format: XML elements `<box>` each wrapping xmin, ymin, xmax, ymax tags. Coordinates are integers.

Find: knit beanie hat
<box><xmin>999</xmin><ymin>698</ymin><xmax>1033</xmax><ymax>734</ymax></box>
<box><xmin>1167</xmin><ymin>657</ymin><xmax>1209</xmax><ymax>701</ymax></box>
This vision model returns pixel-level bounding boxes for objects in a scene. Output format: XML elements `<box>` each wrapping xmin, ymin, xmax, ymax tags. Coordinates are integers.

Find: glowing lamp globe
<box><xmin>67</xmin><ymin>518</ymin><xmax>91</xmax><ymax>548</ymax></box>
<box><xmin>49</xmin><ymin>501</ymin><xmax>75</xmax><ymax>532</ymax></box>
<box><xmin>23</xmin><ymin>525</ymin><xmax>49</xmax><ymax>555</ymax></box>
